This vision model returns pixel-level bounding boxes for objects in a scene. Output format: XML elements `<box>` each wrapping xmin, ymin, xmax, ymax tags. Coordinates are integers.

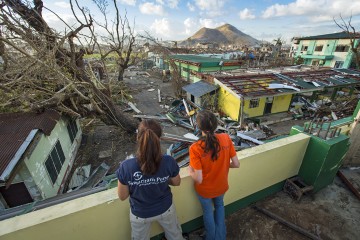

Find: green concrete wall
<box><xmin>199</xmin><ymin>66</ymin><xmax>240</xmax><ymax>72</ymax></box>
<box><xmin>324</xmin><ymin>59</ymin><xmax>332</xmax><ymax>67</ymax></box>
<box><xmin>290</xmin><ymin>126</ymin><xmax>349</xmax><ymax>192</ymax></box>
<box><xmin>23</xmin><ymin>118</ymin><xmax>81</xmax><ymax>199</ymax></box>
<box><xmin>352</xmin><ymin>100</ymin><xmax>360</xmax><ymax>120</ymax></box>
<box><xmin>344</xmin><ymin>51</ymin><xmax>353</xmax><ymax>68</ymax></box>
<box><xmin>0</xmin><ymin>134</ymin><xmax>310</xmax><ymax>240</ymax></box>
<box><xmin>307</xmin><ymin>40</ymin><xmax>316</xmax><ymax>54</ymax></box>
<box><xmin>344</xmin><ymin>39</ymin><xmax>359</xmax><ymax>68</ymax></box>
<box><xmin>324</xmin><ymin>40</ymin><xmax>337</xmax><ymax>55</ymax></box>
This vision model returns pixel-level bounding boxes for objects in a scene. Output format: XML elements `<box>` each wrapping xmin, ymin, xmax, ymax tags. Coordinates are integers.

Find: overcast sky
<box><xmin>43</xmin><ymin>0</ymin><xmax>360</xmax><ymax>43</ymax></box>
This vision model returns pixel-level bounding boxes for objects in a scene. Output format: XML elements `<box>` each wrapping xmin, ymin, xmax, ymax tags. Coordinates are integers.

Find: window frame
<box><xmin>44</xmin><ymin>140</ymin><xmax>66</xmax><ymax>184</ymax></box>
<box><xmin>314</xmin><ymin>45</ymin><xmax>323</xmax><ymax>52</ymax></box>
<box><xmin>301</xmin><ymin>45</ymin><xmax>308</xmax><ymax>51</ymax></box>
<box><xmin>67</xmin><ymin>119</ymin><xmax>78</xmax><ymax>143</ymax></box>
<box><xmin>249</xmin><ymin>98</ymin><xmax>260</xmax><ymax>109</ymax></box>
<box><xmin>334</xmin><ymin>61</ymin><xmax>344</xmax><ymax>68</ymax></box>
<box><xmin>335</xmin><ymin>45</ymin><xmax>350</xmax><ymax>52</ymax></box>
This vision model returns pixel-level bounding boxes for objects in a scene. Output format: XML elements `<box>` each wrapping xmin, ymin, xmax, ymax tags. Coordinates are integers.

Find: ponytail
<box><xmin>136</xmin><ymin>120</ymin><xmax>162</xmax><ymax>175</ymax></box>
<box><xmin>196</xmin><ymin>110</ymin><xmax>220</xmax><ymax>161</ymax></box>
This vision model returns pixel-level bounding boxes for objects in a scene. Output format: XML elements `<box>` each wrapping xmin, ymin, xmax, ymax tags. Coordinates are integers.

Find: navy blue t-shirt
<box><xmin>116</xmin><ymin>155</ymin><xmax>180</xmax><ymax>218</ymax></box>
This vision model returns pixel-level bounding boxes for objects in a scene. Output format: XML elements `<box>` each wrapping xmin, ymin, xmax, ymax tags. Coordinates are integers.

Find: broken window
<box><xmin>182</xmin><ymin>67</ymin><xmax>189</xmax><ymax>73</ymax></box>
<box><xmin>301</xmin><ymin>45</ymin><xmax>308</xmax><ymax>51</ymax></box>
<box><xmin>314</xmin><ymin>45</ymin><xmax>323</xmax><ymax>51</ymax></box>
<box><xmin>334</xmin><ymin>61</ymin><xmax>344</xmax><ymax>68</ymax></box>
<box><xmin>312</xmin><ymin>60</ymin><xmax>319</xmax><ymax>66</ymax></box>
<box><xmin>249</xmin><ymin>98</ymin><xmax>260</xmax><ymax>108</ymax></box>
<box><xmin>45</xmin><ymin>141</ymin><xmax>66</xmax><ymax>184</ymax></box>
<box><xmin>67</xmin><ymin>119</ymin><xmax>78</xmax><ymax>143</ymax></box>
<box><xmin>335</xmin><ymin>45</ymin><xmax>350</xmax><ymax>52</ymax></box>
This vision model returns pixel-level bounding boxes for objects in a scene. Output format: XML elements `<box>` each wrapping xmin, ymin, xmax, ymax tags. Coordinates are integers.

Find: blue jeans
<box><xmin>197</xmin><ymin>194</ymin><xmax>226</xmax><ymax>240</ymax></box>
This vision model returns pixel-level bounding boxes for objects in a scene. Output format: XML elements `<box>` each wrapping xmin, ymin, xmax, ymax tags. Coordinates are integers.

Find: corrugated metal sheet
<box><xmin>0</xmin><ymin>110</ymin><xmax>61</xmax><ymax>178</ymax></box>
<box><xmin>68</xmin><ymin>165</ymin><xmax>91</xmax><ymax>189</ymax></box>
<box><xmin>216</xmin><ymin>70</ymin><xmax>360</xmax><ymax>98</ymax></box>
<box><xmin>296</xmin><ymin>31</ymin><xmax>360</xmax><ymax>40</ymax></box>
<box><xmin>182</xmin><ymin>80</ymin><xmax>219</xmax><ymax>97</ymax></box>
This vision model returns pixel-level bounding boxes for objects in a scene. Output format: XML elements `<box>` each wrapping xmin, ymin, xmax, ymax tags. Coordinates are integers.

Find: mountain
<box><xmin>180</xmin><ymin>24</ymin><xmax>259</xmax><ymax>47</ymax></box>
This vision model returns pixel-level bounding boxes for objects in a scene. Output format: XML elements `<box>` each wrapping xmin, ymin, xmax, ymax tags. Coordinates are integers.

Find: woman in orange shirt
<box><xmin>189</xmin><ymin>110</ymin><xmax>240</xmax><ymax>240</ymax></box>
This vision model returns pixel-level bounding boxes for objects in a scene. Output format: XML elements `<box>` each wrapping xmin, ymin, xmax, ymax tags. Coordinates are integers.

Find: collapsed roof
<box><xmin>214</xmin><ymin>69</ymin><xmax>360</xmax><ymax>99</ymax></box>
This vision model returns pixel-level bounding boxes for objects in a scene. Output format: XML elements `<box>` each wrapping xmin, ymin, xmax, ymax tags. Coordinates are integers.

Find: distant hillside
<box><xmin>180</xmin><ymin>23</ymin><xmax>259</xmax><ymax>47</ymax></box>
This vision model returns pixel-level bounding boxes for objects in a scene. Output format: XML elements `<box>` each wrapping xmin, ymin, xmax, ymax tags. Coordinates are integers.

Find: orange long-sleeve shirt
<box><xmin>189</xmin><ymin>133</ymin><xmax>236</xmax><ymax>198</ymax></box>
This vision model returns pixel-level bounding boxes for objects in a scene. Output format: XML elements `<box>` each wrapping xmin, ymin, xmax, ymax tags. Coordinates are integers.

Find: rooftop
<box><xmin>182</xmin><ymin>80</ymin><xmax>219</xmax><ymax>97</ymax></box>
<box><xmin>170</xmin><ymin>54</ymin><xmax>241</xmax><ymax>68</ymax></box>
<box><xmin>0</xmin><ymin>110</ymin><xmax>60</xmax><ymax>182</ymax></box>
<box><xmin>295</xmin><ymin>31</ymin><xmax>360</xmax><ymax>41</ymax></box>
<box><xmin>214</xmin><ymin>69</ymin><xmax>360</xmax><ymax>98</ymax></box>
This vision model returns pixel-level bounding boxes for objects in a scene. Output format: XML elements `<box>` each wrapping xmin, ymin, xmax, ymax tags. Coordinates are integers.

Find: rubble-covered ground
<box><xmin>69</xmin><ymin>68</ymin><xmax>360</xmax><ymax>239</ymax></box>
<box><xmin>72</xmin><ymin>67</ymin><xmax>358</xmax><ymax>179</ymax></box>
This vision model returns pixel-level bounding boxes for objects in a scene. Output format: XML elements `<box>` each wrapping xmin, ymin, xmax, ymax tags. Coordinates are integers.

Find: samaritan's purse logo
<box><xmin>133</xmin><ymin>171</ymin><xmax>143</xmax><ymax>181</ymax></box>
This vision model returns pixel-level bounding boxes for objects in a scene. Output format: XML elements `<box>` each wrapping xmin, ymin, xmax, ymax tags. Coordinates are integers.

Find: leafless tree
<box><xmin>334</xmin><ymin>15</ymin><xmax>360</xmax><ymax>69</ymax></box>
<box><xmin>0</xmin><ymin>0</ymin><xmax>137</xmax><ymax>132</ymax></box>
<box><xmin>91</xmin><ymin>0</ymin><xmax>141</xmax><ymax>81</ymax></box>
<box><xmin>140</xmin><ymin>33</ymin><xmax>185</xmax><ymax>97</ymax></box>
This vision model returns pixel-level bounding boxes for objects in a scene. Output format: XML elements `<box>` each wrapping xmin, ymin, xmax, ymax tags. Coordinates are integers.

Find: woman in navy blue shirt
<box><xmin>117</xmin><ymin>120</ymin><xmax>184</xmax><ymax>240</ymax></box>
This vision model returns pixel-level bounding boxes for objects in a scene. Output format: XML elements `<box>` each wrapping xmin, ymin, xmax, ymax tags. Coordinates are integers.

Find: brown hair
<box><xmin>196</xmin><ymin>110</ymin><xmax>220</xmax><ymax>160</ymax></box>
<box><xmin>136</xmin><ymin>119</ymin><xmax>162</xmax><ymax>175</ymax></box>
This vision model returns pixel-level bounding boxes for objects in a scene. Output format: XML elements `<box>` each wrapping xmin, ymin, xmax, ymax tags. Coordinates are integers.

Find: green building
<box><xmin>0</xmin><ymin>110</ymin><xmax>81</xmax><ymax>209</ymax></box>
<box><xmin>291</xmin><ymin>32</ymin><xmax>360</xmax><ymax>68</ymax></box>
<box><xmin>169</xmin><ymin>54</ymin><xmax>242</xmax><ymax>82</ymax></box>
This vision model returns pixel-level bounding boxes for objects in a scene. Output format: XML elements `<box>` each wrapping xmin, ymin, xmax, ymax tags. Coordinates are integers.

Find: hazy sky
<box><xmin>42</xmin><ymin>0</ymin><xmax>360</xmax><ymax>43</ymax></box>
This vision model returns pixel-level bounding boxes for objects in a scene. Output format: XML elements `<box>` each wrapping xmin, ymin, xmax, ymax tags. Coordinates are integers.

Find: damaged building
<box><xmin>168</xmin><ymin>54</ymin><xmax>242</xmax><ymax>82</ymax></box>
<box><xmin>291</xmin><ymin>31</ymin><xmax>360</xmax><ymax>68</ymax></box>
<box><xmin>0</xmin><ymin>110</ymin><xmax>81</xmax><ymax>209</ymax></box>
<box><xmin>182</xmin><ymin>69</ymin><xmax>360</xmax><ymax>123</ymax></box>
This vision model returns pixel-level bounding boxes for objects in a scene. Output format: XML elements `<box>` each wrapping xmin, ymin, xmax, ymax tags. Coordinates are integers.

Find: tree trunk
<box><xmin>118</xmin><ymin>66</ymin><xmax>125</xmax><ymax>81</ymax></box>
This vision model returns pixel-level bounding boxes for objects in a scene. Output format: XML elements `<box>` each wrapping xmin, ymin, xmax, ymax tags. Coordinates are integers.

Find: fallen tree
<box><xmin>0</xmin><ymin>0</ymin><xmax>137</xmax><ymax>132</ymax></box>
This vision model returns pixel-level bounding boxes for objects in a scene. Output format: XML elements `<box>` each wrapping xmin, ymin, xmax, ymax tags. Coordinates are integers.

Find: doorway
<box><xmin>264</xmin><ymin>97</ymin><xmax>273</xmax><ymax>114</ymax></box>
<box><xmin>0</xmin><ymin>182</ymin><xmax>33</xmax><ymax>208</ymax></box>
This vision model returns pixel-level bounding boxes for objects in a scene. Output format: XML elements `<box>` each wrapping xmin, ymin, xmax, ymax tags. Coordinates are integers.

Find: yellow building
<box><xmin>213</xmin><ymin>69</ymin><xmax>360</xmax><ymax>122</ymax></box>
<box><xmin>215</xmin><ymin>74</ymin><xmax>295</xmax><ymax>122</ymax></box>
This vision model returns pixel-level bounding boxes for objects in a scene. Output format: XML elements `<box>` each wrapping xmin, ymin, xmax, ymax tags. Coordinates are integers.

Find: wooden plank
<box><xmin>127</xmin><ymin>101</ymin><xmax>141</xmax><ymax>113</ymax></box>
<box><xmin>133</xmin><ymin>115</ymin><xmax>168</xmax><ymax>120</ymax></box>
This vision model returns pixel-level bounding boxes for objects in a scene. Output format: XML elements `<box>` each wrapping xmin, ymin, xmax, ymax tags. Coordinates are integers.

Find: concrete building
<box><xmin>291</xmin><ymin>32</ymin><xmax>360</xmax><ymax>68</ymax></box>
<box><xmin>213</xmin><ymin>69</ymin><xmax>360</xmax><ymax>122</ymax></box>
<box><xmin>0</xmin><ymin>110</ymin><xmax>81</xmax><ymax>209</ymax></box>
<box><xmin>169</xmin><ymin>54</ymin><xmax>242</xmax><ymax>82</ymax></box>
<box><xmin>182</xmin><ymin>80</ymin><xmax>219</xmax><ymax>108</ymax></box>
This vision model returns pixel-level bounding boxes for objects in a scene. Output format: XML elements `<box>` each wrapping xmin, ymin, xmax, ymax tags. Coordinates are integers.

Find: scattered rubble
<box><xmin>126</xmin><ymin>79</ymin><xmax>360</xmax><ymax>167</ymax></box>
<box><xmin>131</xmin><ymin>98</ymin><xmax>274</xmax><ymax>166</ymax></box>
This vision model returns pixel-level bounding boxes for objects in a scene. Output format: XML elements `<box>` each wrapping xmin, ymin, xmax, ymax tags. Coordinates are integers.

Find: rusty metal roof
<box><xmin>0</xmin><ymin>110</ymin><xmax>61</xmax><ymax>180</ymax></box>
<box><xmin>215</xmin><ymin>69</ymin><xmax>360</xmax><ymax>98</ymax></box>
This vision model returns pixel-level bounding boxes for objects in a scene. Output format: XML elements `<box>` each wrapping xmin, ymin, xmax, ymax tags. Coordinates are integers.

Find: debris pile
<box><xmin>289</xmin><ymin>96</ymin><xmax>359</xmax><ymax>120</ymax></box>
<box><xmin>132</xmin><ymin>99</ymin><xmax>271</xmax><ymax>167</ymax></box>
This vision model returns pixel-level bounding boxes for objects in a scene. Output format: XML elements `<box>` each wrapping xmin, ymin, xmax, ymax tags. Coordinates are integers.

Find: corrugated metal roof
<box><xmin>0</xmin><ymin>110</ymin><xmax>61</xmax><ymax>178</ymax></box>
<box><xmin>215</xmin><ymin>69</ymin><xmax>360</xmax><ymax>98</ymax></box>
<box><xmin>182</xmin><ymin>80</ymin><xmax>219</xmax><ymax>97</ymax></box>
<box><xmin>334</xmin><ymin>68</ymin><xmax>360</xmax><ymax>75</ymax></box>
<box><xmin>295</xmin><ymin>31</ymin><xmax>360</xmax><ymax>40</ymax></box>
<box><xmin>170</xmin><ymin>54</ymin><xmax>241</xmax><ymax>68</ymax></box>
